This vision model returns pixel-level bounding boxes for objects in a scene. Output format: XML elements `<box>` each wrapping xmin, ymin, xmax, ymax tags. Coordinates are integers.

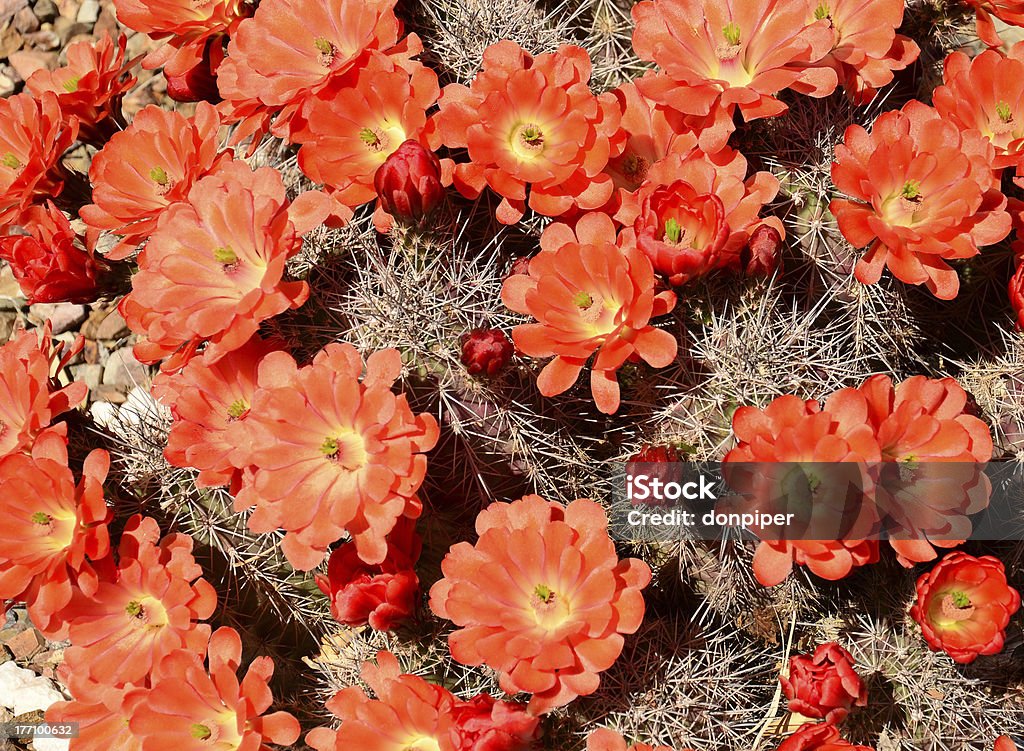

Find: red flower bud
<box><xmin>314</xmin><ymin>517</ymin><xmax>421</xmax><ymax>631</ymax></box>
<box><xmin>460</xmin><ymin>328</ymin><xmax>514</xmax><ymax>376</ymax></box>
<box><xmin>374</xmin><ymin>139</ymin><xmax>445</xmax><ymax>226</ymax></box>
<box><xmin>165</xmin><ymin>38</ymin><xmax>223</xmax><ymax>104</ymax></box>
<box><xmin>449</xmin><ymin>694</ymin><xmax>540</xmax><ymax>751</ymax></box>
<box><xmin>778</xmin><ymin>723</ymin><xmax>873</xmax><ymax>751</ymax></box>
<box><xmin>742</xmin><ymin>223</ymin><xmax>783</xmax><ymax>276</ymax></box>
<box><xmin>629</xmin><ymin>444</ymin><xmax>681</xmax><ymax>463</ymax></box>
<box><xmin>781</xmin><ymin>643</ymin><xmax>867</xmax><ymax>724</ymax></box>
<box><xmin>0</xmin><ymin>202</ymin><xmax>100</xmax><ymax>304</ymax></box>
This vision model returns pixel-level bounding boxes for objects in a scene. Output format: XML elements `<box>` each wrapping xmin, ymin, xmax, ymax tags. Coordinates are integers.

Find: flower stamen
<box><xmin>314</xmin><ymin>37</ymin><xmax>338</xmax><ymax>67</ymax></box>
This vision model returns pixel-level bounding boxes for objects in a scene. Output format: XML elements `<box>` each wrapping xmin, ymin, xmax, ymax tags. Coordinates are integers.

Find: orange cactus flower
<box><xmin>112</xmin><ymin>0</ymin><xmax>248</xmax><ymax>77</ymax></box>
<box><xmin>47</xmin><ymin>685</ymin><xmax>147</xmax><ymax>751</ymax></box>
<box><xmin>120</xmin><ymin>161</ymin><xmax>331</xmax><ymax>373</ymax></box>
<box><xmin>229</xmin><ymin>344</ymin><xmax>439</xmax><ymax>571</ymax></box>
<box><xmin>80</xmin><ymin>103</ymin><xmax>232</xmax><ymax>260</ymax></box>
<box><xmin>296</xmin><ymin>51</ymin><xmax>440</xmax><ymax>217</ymax></box>
<box><xmin>724</xmin><ymin>392</ymin><xmax>882</xmax><ymax>586</ymax></box>
<box><xmin>631</xmin><ymin>0</ymin><xmax>838</xmax><ymax>153</ymax></box>
<box><xmin>933</xmin><ymin>44</ymin><xmax>1024</xmax><ymax>170</ymax></box>
<box><xmin>962</xmin><ymin>0</ymin><xmax>1024</xmax><ymax>47</ymax></box>
<box><xmin>431</xmin><ymin>41</ymin><xmax>624</xmax><ymax>224</ymax></box>
<box><xmin>587</xmin><ymin>728</ymin><xmax>687</xmax><ymax>751</ymax></box>
<box><xmin>500</xmin><ymin>212</ymin><xmax>677</xmax><ymax>414</ymax></box>
<box><xmin>805</xmin><ymin>0</ymin><xmax>918</xmax><ymax>103</ymax></box>
<box><xmin>996</xmin><ymin>737</ymin><xmax>1018</xmax><ymax>751</ymax></box>
<box><xmin>0</xmin><ymin>429</ymin><xmax>110</xmax><ymax>640</ymax></box>
<box><xmin>0</xmin><ymin>324</ymin><xmax>87</xmax><ymax>459</ymax></box>
<box><xmin>603</xmin><ymin>77</ymin><xmax>699</xmax><ymax>201</ymax></box>
<box><xmin>62</xmin><ymin>515</ymin><xmax>217</xmax><ymax>688</ymax></box>
<box><xmin>26</xmin><ymin>33</ymin><xmax>137</xmax><ymax>145</ymax></box>
<box><xmin>831</xmin><ymin>100</ymin><xmax>1011</xmax><ymax>300</ymax></box>
<box><xmin>617</xmin><ymin>148</ymin><xmax>783</xmax><ymax>285</ymax></box>
<box><xmin>859</xmin><ymin>374</ymin><xmax>993</xmax><ymax>566</ymax></box>
<box><xmin>216</xmin><ymin>0</ymin><xmax>414</xmax><ymax>145</ymax></box>
<box><xmin>307</xmin><ymin>651</ymin><xmax>456</xmax><ymax>751</ymax></box>
<box><xmin>910</xmin><ymin>551</ymin><xmax>1021</xmax><ymax>663</ymax></box>
<box><xmin>0</xmin><ymin>93</ymin><xmax>77</xmax><ymax>225</ymax></box>
<box><xmin>151</xmin><ymin>335</ymin><xmax>282</xmax><ymax>492</ymax></box>
<box><xmin>130</xmin><ymin>627</ymin><xmax>301</xmax><ymax>751</ymax></box>
<box><xmin>429</xmin><ymin>495</ymin><xmax>652</xmax><ymax>714</ymax></box>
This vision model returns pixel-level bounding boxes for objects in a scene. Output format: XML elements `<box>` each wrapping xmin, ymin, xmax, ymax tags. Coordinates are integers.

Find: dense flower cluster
<box><xmin>429</xmin><ymin>495</ymin><xmax>651</xmax><ymax>713</ymax></box>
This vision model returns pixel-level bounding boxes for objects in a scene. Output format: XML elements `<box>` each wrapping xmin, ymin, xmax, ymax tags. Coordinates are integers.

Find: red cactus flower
<box><xmin>500</xmin><ymin>212</ymin><xmax>677</xmax><ymax>414</ymax></box>
<box><xmin>460</xmin><ymin>328</ymin><xmax>514</xmax><ymax>377</ymax></box>
<box><xmin>777</xmin><ymin>724</ymin><xmax>873</xmax><ymax>750</ymax></box>
<box><xmin>314</xmin><ymin>516</ymin><xmax>421</xmax><ymax>631</ymax></box>
<box><xmin>910</xmin><ymin>551</ymin><xmax>1021</xmax><ymax>664</ymax></box>
<box><xmin>112</xmin><ymin>0</ymin><xmax>248</xmax><ymax>77</ymax></box>
<box><xmin>805</xmin><ymin>0</ymin><xmax>918</xmax><ymax>103</ymax></box>
<box><xmin>724</xmin><ymin>391</ymin><xmax>882</xmax><ymax>586</ymax></box>
<box><xmin>151</xmin><ymin>335</ymin><xmax>282</xmax><ymax>492</ymax></box>
<box><xmin>996</xmin><ymin>737</ymin><xmax>1018</xmax><ymax>751</ymax></box>
<box><xmin>743</xmin><ymin>223</ymin><xmax>784</xmax><ymax>276</ymax></box>
<box><xmin>80</xmin><ymin>103</ymin><xmax>233</xmax><ymax>260</ymax></box>
<box><xmin>0</xmin><ymin>324</ymin><xmax>87</xmax><ymax>459</ymax></box>
<box><xmin>431</xmin><ymin>41</ymin><xmax>624</xmax><ymax>224</ymax></box>
<box><xmin>26</xmin><ymin>33</ymin><xmax>137</xmax><ymax>144</ymax></box>
<box><xmin>449</xmin><ymin>694</ymin><xmax>539</xmax><ymax>751</ymax></box>
<box><xmin>429</xmin><ymin>495</ymin><xmax>652</xmax><ymax>714</ymax></box>
<box><xmin>61</xmin><ymin>515</ymin><xmax>217</xmax><ymax>688</ymax></box>
<box><xmin>0</xmin><ymin>429</ymin><xmax>110</xmax><ymax>640</ymax></box>
<box><xmin>933</xmin><ymin>44</ymin><xmax>1024</xmax><ymax>170</ymax></box>
<box><xmin>617</xmin><ymin>148</ymin><xmax>782</xmax><ymax>285</ymax></box>
<box><xmin>1012</xmin><ymin>260</ymin><xmax>1024</xmax><ymax>330</ymax></box>
<box><xmin>781</xmin><ymin>643</ymin><xmax>868</xmax><ymax>724</ymax></box>
<box><xmin>830</xmin><ymin>100</ymin><xmax>1011</xmax><ymax>300</ymax></box>
<box><xmin>130</xmin><ymin>627</ymin><xmax>301</xmax><ymax>751</ymax></box>
<box><xmin>216</xmin><ymin>0</ymin><xmax>416</xmax><ymax>145</ymax></box>
<box><xmin>0</xmin><ymin>201</ymin><xmax>101</xmax><ymax>305</ymax></box>
<box><xmin>962</xmin><ymin>0</ymin><xmax>1024</xmax><ymax>47</ymax></box>
<box><xmin>631</xmin><ymin>0</ymin><xmax>838</xmax><ymax>153</ymax></box>
<box><xmin>306</xmin><ymin>651</ymin><xmax>456</xmax><ymax>751</ymax></box>
<box><xmin>373</xmin><ymin>139</ymin><xmax>446</xmax><ymax>229</ymax></box>
<box><xmin>164</xmin><ymin>37</ymin><xmax>222</xmax><ymax>104</ymax></box>
<box><xmin>0</xmin><ymin>93</ymin><xmax>77</xmax><ymax>225</ymax></box>
<box><xmin>120</xmin><ymin>161</ymin><xmax>331</xmax><ymax>372</ymax></box>
<box><xmin>230</xmin><ymin>344</ymin><xmax>439</xmax><ymax>571</ymax></box>
<box><xmin>858</xmin><ymin>374</ymin><xmax>993</xmax><ymax>565</ymax></box>
<box><xmin>586</xmin><ymin>728</ymin><xmax>687</xmax><ymax>751</ymax></box>
<box><xmin>295</xmin><ymin>53</ymin><xmax>441</xmax><ymax>225</ymax></box>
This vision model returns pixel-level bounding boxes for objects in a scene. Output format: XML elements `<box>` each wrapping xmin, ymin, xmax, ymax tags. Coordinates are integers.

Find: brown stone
<box><xmin>8</xmin><ymin>49</ymin><xmax>54</xmax><ymax>79</ymax></box>
<box><xmin>82</xmin><ymin>338</ymin><xmax>99</xmax><ymax>364</ymax></box>
<box><xmin>91</xmin><ymin>383</ymin><xmax>126</xmax><ymax>404</ymax></box>
<box><xmin>0</xmin><ymin>25</ymin><xmax>23</xmax><ymax>58</ymax></box>
<box><xmin>4</xmin><ymin>628</ymin><xmax>42</xmax><ymax>660</ymax></box>
<box><xmin>12</xmin><ymin>6</ymin><xmax>38</xmax><ymax>33</ymax></box>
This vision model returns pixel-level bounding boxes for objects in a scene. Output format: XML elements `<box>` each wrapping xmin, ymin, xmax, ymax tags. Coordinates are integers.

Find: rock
<box><xmin>8</xmin><ymin>49</ymin><xmax>53</xmax><ymax>80</ymax></box>
<box><xmin>90</xmin><ymin>383</ymin><xmax>126</xmax><ymax>404</ymax></box>
<box><xmin>31</xmin><ymin>0</ymin><xmax>56</xmax><ymax>22</ymax></box>
<box><xmin>2</xmin><ymin>629</ymin><xmax>42</xmax><ymax>661</ymax></box>
<box><xmin>102</xmin><ymin>347</ymin><xmax>148</xmax><ymax>390</ymax></box>
<box><xmin>81</xmin><ymin>305</ymin><xmax>128</xmax><ymax>340</ymax></box>
<box><xmin>69</xmin><ymin>363</ymin><xmax>101</xmax><ymax>391</ymax></box>
<box><xmin>0</xmin><ymin>313</ymin><xmax>16</xmax><ymax>343</ymax></box>
<box><xmin>0</xmin><ymin>25</ymin><xmax>23</xmax><ymax>58</ymax></box>
<box><xmin>51</xmin><ymin>15</ymin><xmax>88</xmax><ymax>45</ymax></box>
<box><xmin>0</xmin><ymin>73</ymin><xmax>15</xmax><ymax>97</ymax></box>
<box><xmin>81</xmin><ymin>338</ymin><xmax>100</xmax><ymax>364</ymax></box>
<box><xmin>21</xmin><ymin>29</ymin><xmax>58</xmax><ymax>51</ymax></box>
<box><xmin>27</xmin><ymin>303</ymin><xmax>88</xmax><ymax>334</ymax></box>
<box><xmin>12</xmin><ymin>6</ymin><xmax>38</xmax><ymax>33</ymax></box>
<box><xmin>73</xmin><ymin>0</ymin><xmax>94</xmax><ymax>23</ymax></box>
<box><xmin>53</xmin><ymin>0</ymin><xmax>76</xmax><ymax>19</ymax></box>
<box><xmin>0</xmin><ymin>266</ymin><xmax>23</xmax><ymax>311</ymax></box>
<box><xmin>92</xmin><ymin>1</ymin><xmax>114</xmax><ymax>36</ymax></box>
<box><xmin>0</xmin><ymin>662</ymin><xmax>64</xmax><ymax>716</ymax></box>
<box><xmin>35</xmin><ymin>737</ymin><xmax>71</xmax><ymax>751</ymax></box>
<box><xmin>0</xmin><ymin>0</ymin><xmax>28</xmax><ymax>23</ymax></box>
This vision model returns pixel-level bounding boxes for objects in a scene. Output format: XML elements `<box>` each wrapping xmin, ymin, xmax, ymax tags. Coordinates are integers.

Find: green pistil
<box><xmin>314</xmin><ymin>37</ymin><xmax>334</xmax><ymax>55</ymax></box>
<box><xmin>149</xmin><ymin>166</ymin><xmax>169</xmax><ymax>186</ymax></box>
<box><xmin>813</xmin><ymin>2</ymin><xmax>830</xmax><ymax>19</ymax></box>
<box><xmin>534</xmin><ymin>584</ymin><xmax>554</xmax><ymax>604</ymax></box>
<box><xmin>950</xmin><ymin>590</ymin><xmax>971</xmax><ymax>608</ymax></box>
<box><xmin>359</xmin><ymin>127</ymin><xmax>381</xmax><ymax>147</ymax></box>
<box><xmin>663</xmin><ymin>217</ymin><xmax>683</xmax><ymax>244</ymax></box>
<box><xmin>190</xmin><ymin>724</ymin><xmax>212</xmax><ymax>741</ymax></box>
<box><xmin>125</xmin><ymin>600</ymin><xmax>143</xmax><ymax>617</ymax></box>
<box><xmin>213</xmin><ymin>246</ymin><xmax>238</xmax><ymax>265</ymax></box>
<box><xmin>722</xmin><ymin>22</ymin><xmax>741</xmax><ymax>45</ymax></box>
<box><xmin>996</xmin><ymin>101</ymin><xmax>1013</xmax><ymax>123</ymax></box>
<box><xmin>62</xmin><ymin>76</ymin><xmax>80</xmax><ymax>93</ymax></box>
<box><xmin>320</xmin><ymin>437</ymin><xmax>339</xmax><ymax>457</ymax></box>
<box><xmin>2</xmin><ymin>153</ymin><xmax>20</xmax><ymax>170</ymax></box>
<box><xmin>572</xmin><ymin>291</ymin><xmax>594</xmax><ymax>309</ymax></box>
<box><xmin>520</xmin><ymin>125</ymin><xmax>543</xmax><ymax>146</ymax></box>
<box><xmin>227</xmin><ymin>399</ymin><xmax>248</xmax><ymax>419</ymax></box>
<box><xmin>30</xmin><ymin>512</ymin><xmax>51</xmax><ymax>525</ymax></box>
<box><xmin>900</xmin><ymin>180</ymin><xmax>922</xmax><ymax>201</ymax></box>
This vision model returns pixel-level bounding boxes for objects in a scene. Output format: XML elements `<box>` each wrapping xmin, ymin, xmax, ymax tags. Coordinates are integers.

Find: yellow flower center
<box><xmin>813</xmin><ymin>2</ymin><xmax>831</xmax><ymax>18</ymax></box>
<box><xmin>314</xmin><ymin>37</ymin><xmax>338</xmax><ymax>67</ymax></box>
<box><xmin>722</xmin><ymin>22</ymin><xmax>741</xmax><ymax>45</ymax></box>
<box><xmin>510</xmin><ymin>122</ymin><xmax>546</xmax><ymax>160</ymax></box>
<box><xmin>573</xmin><ymin>291</ymin><xmax>594</xmax><ymax>309</ymax></box>
<box><xmin>190</xmin><ymin>724</ymin><xmax>212</xmax><ymax>741</ymax></box>
<box><xmin>997</xmin><ymin>101</ymin><xmax>1013</xmax><ymax>123</ymax></box>
<box><xmin>2</xmin><ymin>153</ymin><xmax>21</xmax><ymax>170</ymax></box>
<box><xmin>31</xmin><ymin>512</ymin><xmax>52</xmax><ymax>525</ymax></box>
<box><xmin>227</xmin><ymin>399</ymin><xmax>248</xmax><ymax>419</ymax></box>
<box><xmin>533</xmin><ymin>584</ymin><xmax>554</xmax><ymax>603</ymax></box>
<box><xmin>320</xmin><ymin>430</ymin><xmax>367</xmax><ymax>471</ymax></box>
<box><xmin>621</xmin><ymin>152</ymin><xmax>650</xmax><ymax>186</ymax></box>
<box><xmin>900</xmin><ymin>180</ymin><xmax>922</xmax><ymax>201</ymax></box>
<box><xmin>213</xmin><ymin>246</ymin><xmax>238</xmax><ymax>266</ymax></box>
<box><xmin>150</xmin><ymin>166</ymin><xmax>168</xmax><ymax>185</ymax></box>
<box><xmin>359</xmin><ymin>127</ymin><xmax>391</xmax><ymax>153</ymax></box>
